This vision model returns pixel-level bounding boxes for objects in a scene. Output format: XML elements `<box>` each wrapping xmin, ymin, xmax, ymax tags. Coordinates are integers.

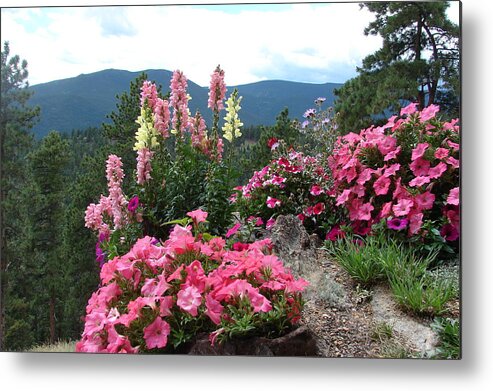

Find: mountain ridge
<box><xmin>28</xmin><ymin>69</ymin><xmax>343</xmax><ymax>139</ymax></box>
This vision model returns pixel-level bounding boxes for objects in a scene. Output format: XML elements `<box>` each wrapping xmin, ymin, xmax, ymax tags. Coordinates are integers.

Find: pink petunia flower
<box><xmin>408</xmin><ymin>212</ymin><xmax>424</xmax><ymax>235</ymax></box>
<box><xmin>387</xmin><ymin>218</ymin><xmax>408</xmax><ymax>231</ymax></box>
<box><xmin>414</xmin><ymin>191</ymin><xmax>435</xmax><ymax>211</ymax></box>
<box><xmin>410</xmin><ymin>158</ymin><xmax>431</xmax><ymax>176</ymax></box>
<box><xmin>373</xmin><ymin>175</ymin><xmax>391</xmax><ymax>196</ymax></box>
<box><xmin>400</xmin><ymin>102</ymin><xmax>418</xmax><ymax>116</ymax></box>
<box><xmin>176</xmin><ymin>285</ymin><xmax>202</xmax><ymax>316</ymax></box>
<box><xmin>434</xmin><ymin>147</ymin><xmax>450</xmax><ymax>160</ymax></box>
<box><xmin>266</xmin><ymin>196</ymin><xmax>281</xmax><ymax>208</ymax></box>
<box><xmin>266</xmin><ymin>218</ymin><xmax>276</xmax><ymax>230</ymax></box>
<box><xmin>313</xmin><ymin>202</ymin><xmax>325</xmax><ymax>215</ymax></box>
<box><xmin>393</xmin><ymin>198</ymin><xmax>413</xmax><ymax>217</ymax></box>
<box><xmin>143</xmin><ymin>317</ymin><xmax>171</xmax><ymax>349</ymax></box>
<box><xmin>187</xmin><ymin>209</ymin><xmax>208</xmax><ymax>224</ymax></box>
<box><xmin>419</xmin><ymin>104</ymin><xmax>440</xmax><ymax>122</ymax></box>
<box><xmin>411</xmin><ymin>143</ymin><xmax>430</xmax><ymax>161</ymax></box>
<box><xmin>440</xmin><ymin>224</ymin><xmax>459</xmax><ymax>241</ymax></box>
<box><xmin>429</xmin><ymin>162</ymin><xmax>448</xmax><ymax>179</ymax></box>
<box><xmin>409</xmin><ymin>176</ymin><xmax>431</xmax><ymax>187</ymax></box>
<box><xmin>310</xmin><ymin>184</ymin><xmax>323</xmax><ymax>196</ymax></box>
<box><xmin>446</xmin><ymin>187</ymin><xmax>460</xmax><ymax>206</ymax></box>
<box><xmin>225</xmin><ymin>223</ymin><xmax>241</xmax><ymax>238</ymax></box>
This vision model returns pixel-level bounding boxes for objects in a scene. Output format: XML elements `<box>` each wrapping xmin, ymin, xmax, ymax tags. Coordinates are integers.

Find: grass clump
<box><xmin>324</xmin><ymin>235</ymin><xmax>385</xmax><ymax>286</ymax></box>
<box><xmin>385</xmin><ymin>248</ymin><xmax>455</xmax><ymax>316</ymax></box>
<box><xmin>29</xmin><ymin>340</ymin><xmax>76</xmax><ymax>353</ymax></box>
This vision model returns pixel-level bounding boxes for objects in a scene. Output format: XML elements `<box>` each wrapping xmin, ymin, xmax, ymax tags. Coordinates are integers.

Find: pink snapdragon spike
<box><xmin>154</xmin><ymin>98</ymin><xmax>170</xmax><ymax>138</ymax></box>
<box><xmin>208</xmin><ymin>65</ymin><xmax>227</xmax><ymax>112</ymax></box>
<box><xmin>136</xmin><ymin>148</ymin><xmax>154</xmax><ymax>185</ymax></box>
<box><xmin>170</xmin><ymin>70</ymin><xmax>190</xmax><ymax>136</ymax></box>
<box><xmin>140</xmin><ymin>81</ymin><xmax>158</xmax><ymax>110</ymax></box>
<box><xmin>106</xmin><ymin>154</ymin><xmax>127</xmax><ymax>229</ymax></box>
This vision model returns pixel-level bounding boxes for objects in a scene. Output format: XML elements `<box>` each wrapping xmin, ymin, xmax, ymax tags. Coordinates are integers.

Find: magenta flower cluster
<box><xmin>76</xmin><ymin>210</ymin><xmax>308</xmax><ymax>353</ymax></box>
<box><xmin>329</xmin><ymin>103</ymin><xmax>460</xmax><ymax>240</ymax></box>
<box><xmin>234</xmin><ymin>150</ymin><xmax>334</xmax><ymax>235</ymax></box>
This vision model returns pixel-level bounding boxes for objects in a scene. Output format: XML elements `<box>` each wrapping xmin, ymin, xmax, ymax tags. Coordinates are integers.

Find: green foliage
<box><xmin>384</xmin><ymin>248</ymin><xmax>455</xmax><ymax>316</ymax></box>
<box><xmin>334</xmin><ymin>2</ymin><xmax>459</xmax><ymax>133</ymax></box>
<box><xmin>325</xmin><ymin>235</ymin><xmax>385</xmax><ymax>286</ymax></box>
<box><xmin>430</xmin><ymin>317</ymin><xmax>460</xmax><ymax>359</ymax></box>
<box><xmin>1</xmin><ymin>41</ymin><xmax>40</xmax><ymax>350</ymax></box>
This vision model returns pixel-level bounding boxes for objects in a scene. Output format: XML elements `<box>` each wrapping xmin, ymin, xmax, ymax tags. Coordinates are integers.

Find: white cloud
<box><xmin>1</xmin><ymin>2</ymin><xmax>384</xmax><ymax>86</ymax></box>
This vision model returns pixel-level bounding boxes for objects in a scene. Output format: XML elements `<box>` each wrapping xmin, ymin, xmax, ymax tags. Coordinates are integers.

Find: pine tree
<box><xmin>0</xmin><ymin>41</ymin><xmax>39</xmax><ymax>350</ymax></box>
<box><xmin>335</xmin><ymin>1</ymin><xmax>459</xmax><ymax>133</ymax></box>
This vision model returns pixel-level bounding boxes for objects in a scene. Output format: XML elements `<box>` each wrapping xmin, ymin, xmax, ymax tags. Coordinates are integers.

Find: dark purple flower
<box><xmin>387</xmin><ymin>218</ymin><xmax>409</xmax><ymax>231</ymax></box>
<box><xmin>440</xmin><ymin>224</ymin><xmax>459</xmax><ymax>241</ymax></box>
<box><xmin>98</xmin><ymin>231</ymin><xmax>109</xmax><ymax>243</ymax></box>
<box><xmin>128</xmin><ymin>196</ymin><xmax>139</xmax><ymax>213</ymax></box>
<box><xmin>95</xmin><ymin>242</ymin><xmax>106</xmax><ymax>268</ymax></box>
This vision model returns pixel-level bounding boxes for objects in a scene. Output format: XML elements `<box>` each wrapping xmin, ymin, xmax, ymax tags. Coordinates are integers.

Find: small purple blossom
<box><xmin>95</xmin><ymin>242</ymin><xmax>106</xmax><ymax>268</ymax></box>
<box><xmin>314</xmin><ymin>97</ymin><xmax>326</xmax><ymax>105</ymax></box>
<box><xmin>302</xmin><ymin>120</ymin><xmax>310</xmax><ymax>129</ymax></box>
<box><xmin>128</xmin><ymin>196</ymin><xmax>139</xmax><ymax>213</ymax></box>
<box><xmin>387</xmin><ymin>218</ymin><xmax>409</xmax><ymax>231</ymax></box>
<box><xmin>303</xmin><ymin>108</ymin><xmax>316</xmax><ymax>118</ymax></box>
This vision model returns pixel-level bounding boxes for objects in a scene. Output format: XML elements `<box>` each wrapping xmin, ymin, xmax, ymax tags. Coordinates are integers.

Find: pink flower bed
<box><xmin>76</xmin><ymin>210</ymin><xmax>308</xmax><ymax>353</ymax></box>
<box><xmin>329</xmin><ymin>103</ymin><xmax>460</xmax><ymax>241</ymax></box>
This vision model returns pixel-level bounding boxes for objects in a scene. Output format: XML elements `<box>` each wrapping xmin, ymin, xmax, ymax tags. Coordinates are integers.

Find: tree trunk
<box><xmin>49</xmin><ymin>294</ymin><xmax>55</xmax><ymax>344</ymax></box>
<box><xmin>415</xmin><ymin>16</ymin><xmax>425</xmax><ymax>110</ymax></box>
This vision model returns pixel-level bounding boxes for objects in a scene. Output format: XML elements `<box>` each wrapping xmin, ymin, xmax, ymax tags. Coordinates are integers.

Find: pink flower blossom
<box><xmin>204</xmin><ymin>294</ymin><xmax>223</xmax><ymax>325</ymax></box>
<box><xmin>393</xmin><ymin>198</ymin><xmax>413</xmax><ymax>216</ymax></box>
<box><xmin>408</xmin><ymin>212</ymin><xmax>424</xmax><ymax>235</ymax></box>
<box><xmin>447</xmin><ymin>187</ymin><xmax>460</xmax><ymax>205</ymax></box>
<box><xmin>434</xmin><ymin>147</ymin><xmax>450</xmax><ymax>160</ymax></box>
<box><xmin>383</xmin><ymin>163</ymin><xmax>400</xmax><ymax>177</ymax></box>
<box><xmin>400</xmin><ymin>102</ymin><xmax>418</xmax><ymax>116</ymax></box>
<box><xmin>177</xmin><ymin>285</ymin><xmax>202</xmax><ymax>316</ymax></box>
<box><xmin>187</xmin><ymin>209</ymin><xmax>208</xmax><ymax>224</ymax></box>
<box><xmin>127</xmin><ymin>196</ymin><xmax>139</xmax><ymax>213</ymax></box>
<box><xmin>225</xmin><ymin>223</ymin><xmax>241</xmax><ymax>238</ymax></box>
<box><xmin>326</xmin><ymin>226</ymin><xmax>345</xmax><ymax>241</ymax></box>
<box><xmin>447</xmin><ymin>140</ymin><xmax>460</xmax><ymax>151</ymax></box>
<box><xmin>266</xmin><ymin>218</ymin><xmax>276</xmax><ymax>230</ymax></box>
<box><xmin>384</xmin><ymin>146</ymin><xmax>401</xmax><ymax>161</ymax></box>
<box><xmin>140</xmin><ymin>81</ymin><xmax>158</xmax><ymax>110</ymax></box>
<box><xmin>411</xmin><ymin>143</ymin><xmax>429</xmax><ymax>161</ymax></box>
<box><xmin>414</xmin><ymin>191</ymin><xmax>435</xmax><ymax>211</ymax></box>
<box><xmin>446</xmin><ymin>156</ymin><xmax>459</xmax><ymax>169</ymax></box>
<box><xmin>154</xmin><ymin>98</ymin><xmax>170</xmax><ymax>138</ymax></box>
<box><xmin>310</xmin><ymin>184</ymin><xmax>323</xmax><ymax>196</ymax></box>
<box><xmin>207</xmin><ymin>65</ymin><xmax>227</xmax><ymax>111</ymax></box>
<box><xmin>420</xmin><ymin>104</ymin><xmax>440</xmax><ymax>122</ymax></box>
<box><xmin>143</xmin><ymin>317</ymin><xmax>170</xmax><ymax>349</ymax></box>
<box><xmin>410</xmin><ymin>158</ymin><xmax>431</xmax><ymax>176</ymax></box>
<box><xmin>409</xmin><ymin>175</ymin><xmax>431</xmax><ymax>187</ymax></box>
<box><xmin>429</xmin><ymin>162</ymin><xmax>447</xmax><ymax>179</ymax></box>
<box><xmin>336</xmin><ymin>189</ymin><xmax>351</xmax><ymax>206</ymax></box>
<box><xmin>266</xmin><ymin>196</ymin><xmax>281</xmax><ymax>208</ymax></box>
<box><xmin>313</xmin><ymin>202</ymin><xmax>325</xmax><ymax>215</ymax></box>
<box><xmin>373</xmin><ymin>175</ymin><xmax>391</xmax><ymax>196</ymax></box>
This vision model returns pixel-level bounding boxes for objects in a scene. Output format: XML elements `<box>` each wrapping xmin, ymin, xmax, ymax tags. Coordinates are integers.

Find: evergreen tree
<box><xmin>0</xmin><ymin>41</ymin><xmax>39</xmax><ymax>350</ymax></box>
<box><xmin>27</xmin><ymin>131</ymin><xmax>70</xmax><ymax>344</ymax></box>
<box><xmin>335</xmin><ymin>1</ymin><xmax>459</xmax><ymax>133</ymax></box>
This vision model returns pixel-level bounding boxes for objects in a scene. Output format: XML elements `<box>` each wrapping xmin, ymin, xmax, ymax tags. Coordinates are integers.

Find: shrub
<box><xmin>76</xmin><ymin>211</ymin><xmax>308</xmax><ymax>353</ymax></box>
<box><xmin>430</xmin><ymin>317</ymin><xmax>460</xmax><ymax>359</ymax></box>
<box><xmin>329</xmin><ymin>103</ymin><xmax>460</xmax><ymax>256</ymax></box>
<box><xmin>233</xmin><ymin>147</ymin><xmax>343</xmax><ymax>237</ymax></box>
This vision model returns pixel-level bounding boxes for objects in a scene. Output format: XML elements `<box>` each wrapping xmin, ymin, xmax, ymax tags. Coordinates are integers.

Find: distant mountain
<box><xmin>28</xmin><ymin>69</ymin><xmax>342</xmax><ymax>139</ymax></box>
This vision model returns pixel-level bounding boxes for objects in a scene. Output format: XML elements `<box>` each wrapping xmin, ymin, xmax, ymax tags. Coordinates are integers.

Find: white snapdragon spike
<box><xmin>222</xmin><ymin>88</ymin><xmax>243</xmax><ymax>143</ymax></box>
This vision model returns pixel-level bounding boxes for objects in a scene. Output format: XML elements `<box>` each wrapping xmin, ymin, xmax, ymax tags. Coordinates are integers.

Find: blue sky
<box><xmin>0</xmin><ymin>1</ymin><xmax>460</xmax><ymax>86</ymax></box>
